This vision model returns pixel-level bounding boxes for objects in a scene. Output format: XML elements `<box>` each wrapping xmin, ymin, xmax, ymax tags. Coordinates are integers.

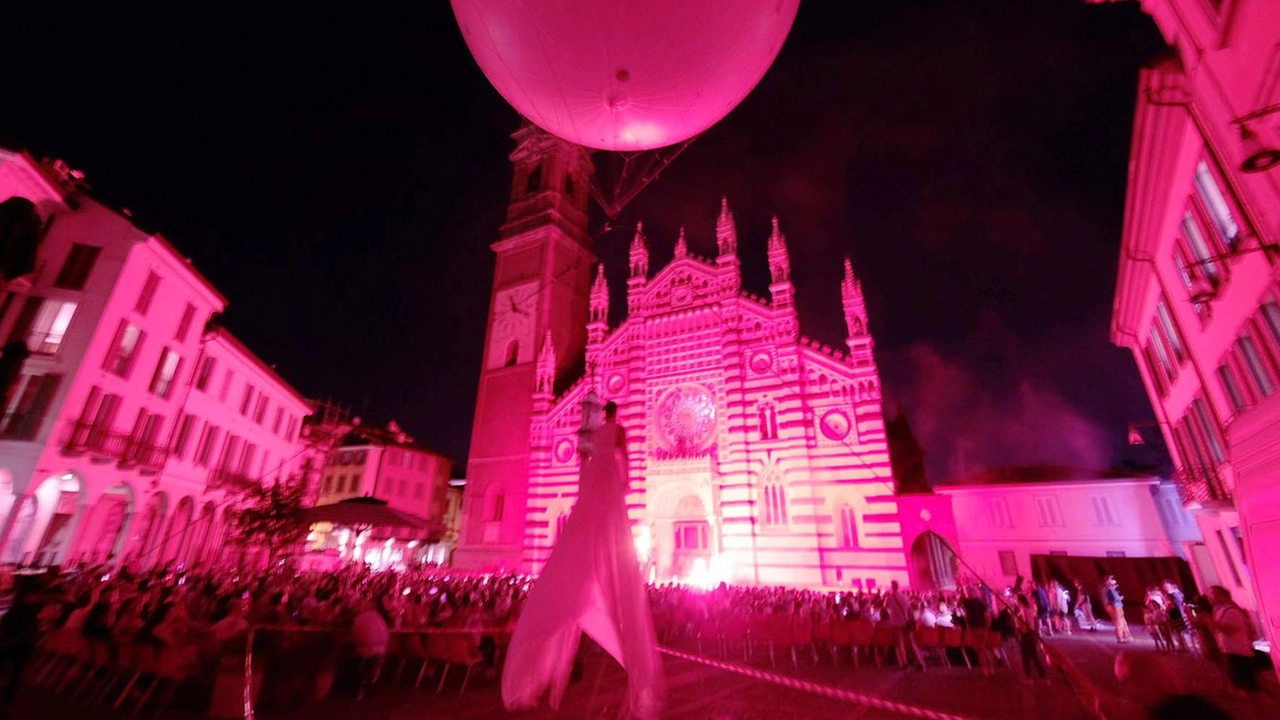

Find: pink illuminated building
<box><xmin>1105</xmin><ymin>0</ymin><xmax>1280</xmax><ymax>659</ymax></box>
<box><xmin>455</xmin><ymin>126</ymin><xmax>909</xmax><ymax>588</ymax></box>
<box><xmin>0</xmin><ymin>149</ymin><xmax>311</xmax><ymax>569</ymax></box>
<box><xmin>309</xmin><ymin>419</ymin><xmax>454</xmax><ymax>566</ymax></box>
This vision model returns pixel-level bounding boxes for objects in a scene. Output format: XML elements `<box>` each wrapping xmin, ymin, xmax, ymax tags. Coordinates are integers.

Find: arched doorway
<box><xmin>189</xmin><ymin>501</ymin><xmax>217</xmax><ymax>566</ymax></box>
<box><xmin>0</xmin><ymin>496</ymin><xmax>36</xmax><ymax>564</ymax></box>
<box><xmin>133</xmin><ymin>492</ymin><xmax>168</xmax><ymax>568</ymax></box>
<box><xmin>30</xmin><ymin>473</ymin><xmax>84</xmax><ymax>566</ymax></box>
<box><xmin>910</xmin><ymin>531</ymin><xmax>958</xmax><ymax>591</ymax></box>
<box><xmin>164</xmin><ymin>496</ymin><xmax>195</xmax><ymax>565</ymax></box>
<box><xmin>83</xmin><ymin>483</ymin><xmax>135</xmax><ymax>564</ymax></box>
<box><xmin>671</xmin><ymin>495</ymin><xmax>709</xmax><ymax>580</ymax></box>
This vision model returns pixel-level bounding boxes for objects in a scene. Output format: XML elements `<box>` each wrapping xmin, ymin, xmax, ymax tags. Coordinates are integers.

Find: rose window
<box><xmin>656</xmin><ymin>385</ymin><xmax>716</xmax><ymax>453</ymax></box>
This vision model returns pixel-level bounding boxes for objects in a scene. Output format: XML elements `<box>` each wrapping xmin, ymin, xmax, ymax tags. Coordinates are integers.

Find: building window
<box><xmin>219</xmin><ymin>370</ymin><xmax>234</xmax><ymax>403</ymax></box>
<box><xmin>1236</xmin><ymin>334</ymin><xmax>1275</xmax><ymax>398</ymax></box>
<box><xmin>323</xmin><ymin>476</ymin><xmax>333</xmax><ymax>493</ymax></box>
<box><xmin>1193</xmin><ymin>160</ymin><xmax>1240</xmax><ymax>250</ymax></box>
<box><xmin>53</xmin><ymin>244</ymin><xmax>102</xmax><ymax>290</ymax></box>
<box><xmin>414</xmin><ymin>483</ymin><xmax>425</xmax><ymax>500</ymax></box>
<box><xmin>240</xmin><ymin>443</ymin><xmax>256</xmax><ymax>476</ymax></box>
<box><xmin>0</xmin><ymin>373</ymin><xmax>62</xmax><ymax>439</ymax></box>
<box><xmin>135</xmin><ymin>271</ymin><xmax>160</xmax><ymax>315</ymax></box>
<box><xmin>195</xmin><ymin>357</ymin><xmax>216</xmax><ymax>391</ymax></box>
<box><xmin>525</xmin><ymin>164</ymin><xmax>542</xmax><ymax>196</ymax></box>
<box><xmin>175</xmin><ymin>303</ymin><xmax>196</xmax><ymax>343</ymax></box>
<box><xmin>1035</xmin><ymin>495</ymin><xmax>1064</xmax><ymax>527</ymax></box>
<box><xmin>273</xmin><ymin>407</ymin><xmax>283</xmax><ymax>434</ymax></box>
<box><xmin>102</xmin><ymin>320</ymin><xmax>145</xmax><ymax>377</ymax></box>
<box><xmin>194</xmin><ymin>424</ymin><xmax>220</xmax><ymax>467</ymax></box>
<box><xmin>254</xmin><ymin>396</ymin><xmax>268</xmax><ymax>424</ymax></box>
<box><xmin>12</xmin><ymin>298</ymin><xmax>78</xmax><ymax>355</ymax></box>
<box><xmin>1106</xmin><ymin>551</ymin><xmax>1127</xmax><ymax>558</ymax></box>
<box><xmin>128</xmin><ymin>410</ymin><xmax>165</xmax><ymax>457</ymax></box>
<box><xmin>504</xmin><ymin>340</ymin><xmax>519</xmax><ymax>367</ymax></box>
<box><xmin>490</xmin><ymin>492</ymin><xmax>505</xmax><ymax>521</ymax></box>
<box><xmin>1217</xmin><ymin>364</ymin><xmax>1247</xmax><ymax>412</ymax></box>
<box><xmin>985</xmin><ymin>498</ymin><xmax>1011</xmax><ymax>527</ymax></box>
<box><xmin>149</xmin><ymin>348</ymin><xmax>182</xmax><ymax>399</ymax></box>
<box><xmin>758</xmin><ymin>403</ymin><xmax>778</xmax><ymax>440</ymax></box>
<box><xmin>1149</xmin><ymin>326</ymin><xmax>1177</xmax><ymax>383</ymax></box>
<box><xmin>1181</xmin><ymin>212</ymin><xmax>1220</xmax><ymax>286</ymax></box>
<box><xmin>839</xmin><ymin>505</ymin><xmax>857</xmax><ymax>548</ymax></box>
<box><xmin>762</xmin><ymin>479</ymin><xmax>787</xmax><ymax>526</ymax></box>
<box><xmin>1091</xmin><ymin>496</ymin><xmax>1120</xmax><ymax>526</ymax></box>
<box><xmin>1216</xmin><ymin>530</ymin><xmax>1244</xmax><ymax>586</ymax></box>
<box><xmin>240</xmin><ymin>385</ymin><xmax>254</xmax><ymax>415</ymax></box>
<box><xmin>1190</xmin><ymin>396</ymin><xmax>1226</xmax><ymax>464</ymax></box>
<box><xmin>286</xmin><ymin>416</ymin><xmax>298</xmax><ymax>442</ymax></box>
<box><xmin>335</xmin><ymin>475</ymin><xmax>346</xmax><ymax>493</ymax></box>
<box><xmin>998</xmin><ymin>550</ymin><xmax>1017</xmax><ymax>575</ymax></box>
<box><xmin>172</xmin><ymin>414</ymin><xmax>196</xmax><ymax>459</ymax></box>
<box><xmin>1261</xmin><ymin>296</ymin><xmax>1280</xmax><ymax>352</ymax></box>
<box><xmin>1143</xmin><ymin>343</ymin><xmax>1169</xmax><ymax>396</ymax></box>
<box><xmin>1156</xmin><ymin>302</ymin><xmax>1186</xmax><ymax>364</ymax></box>
<box><xmin>75</xmin><ymin>388</ymin><xmax>121</xmax><ymax>448</ymax></box>
<box><xmin>218</xmin><ymin>434</ymin><xmax>242</xmax><ymax>472</ymax></box>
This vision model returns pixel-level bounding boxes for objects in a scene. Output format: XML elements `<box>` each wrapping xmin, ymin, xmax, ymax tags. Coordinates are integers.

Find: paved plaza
<box><xmin>11</xmin><ymin>628</ymin><xmax>1276</xmax><ymax>720</ymax></box>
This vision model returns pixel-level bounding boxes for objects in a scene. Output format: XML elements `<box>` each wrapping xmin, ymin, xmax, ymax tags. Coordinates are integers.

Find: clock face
<box><xmin>488</xmin><ymin>283</ymin><xmax>538</xmax><ymax>368</ymax></box>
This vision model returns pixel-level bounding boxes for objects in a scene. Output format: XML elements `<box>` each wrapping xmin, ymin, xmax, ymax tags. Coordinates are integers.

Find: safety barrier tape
<box><xmin>656</xmin><ymin>645</ymin><xmax>985</xmax><ymax>720</ymax></box>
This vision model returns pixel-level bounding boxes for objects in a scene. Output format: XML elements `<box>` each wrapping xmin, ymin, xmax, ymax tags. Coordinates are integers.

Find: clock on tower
<box><xmin>453</xmin><ymin>123</ymin><xmax>595</xmax><ymax>572</ymax></box>
<box><xmin>488</xmin><ymin>283</ymin><xmax>539</xmax><ymax>368</ymax></box>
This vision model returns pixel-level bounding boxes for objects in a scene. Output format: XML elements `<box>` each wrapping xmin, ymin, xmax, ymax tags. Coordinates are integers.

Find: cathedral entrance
<box><xmin>672</xmin><ymin>520</ymin><xmax>710</xmax><ymax>579</ymax></box>
<box><xmin>910</xmin><ymin>531</ymin><xmax>958</xmax><ymax>591</ymax></box>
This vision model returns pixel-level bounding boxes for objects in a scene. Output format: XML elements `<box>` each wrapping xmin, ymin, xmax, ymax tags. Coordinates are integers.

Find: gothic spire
<box><xmin>535</xmin><ymin>331</ymin><xmax>556</xmax><ymax>395</ymax></box>
<box><xmin>767</xmin><ymin>215</ymin><xmax>790</xmax><ymax>284</ymax></box>
<box><xmin>842</xmin><ymin>256</ymin><xmax>868</xmax><ymax>338</ymax></box>
<box><xmin>590</xmin><ymin>263</ymin><xmax>609</xmax><ymax>323</ymax></box>
<box><xmin>629</xmin><ymin>222</ymin><xmax>649</xmax><ymax>279</ymax></box>
<box><xmin>674</xmin><ymin>226</ymin><xmax>688</xmax><ymax>259</ymax></box>
<box><xmin>716</xmin><ymin>196</ymin><xmax>737</xmax><ymax>259</ymax></box>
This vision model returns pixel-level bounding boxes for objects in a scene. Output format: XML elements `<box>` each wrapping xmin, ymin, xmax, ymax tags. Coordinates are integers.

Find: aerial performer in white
<box><xmin>502</xmin><ymin>394</ymin><xmax>665</xmax><ymax>719</ymax></box>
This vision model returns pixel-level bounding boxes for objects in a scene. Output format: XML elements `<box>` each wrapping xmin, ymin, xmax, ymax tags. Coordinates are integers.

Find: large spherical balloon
<box><xmin>451</xmin><ymin>0</ymin><xmax>800</xmax><ymax>152</ymax></box>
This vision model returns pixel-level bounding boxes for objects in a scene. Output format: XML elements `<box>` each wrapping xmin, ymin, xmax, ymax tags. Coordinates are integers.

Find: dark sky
<box><xmin>2</xmin><ymin>2</ymin><xmax>1171</xmax><ymax>482</ymax></box>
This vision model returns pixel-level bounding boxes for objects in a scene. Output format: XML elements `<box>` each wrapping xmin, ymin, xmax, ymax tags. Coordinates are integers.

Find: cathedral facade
<box><xmin>454</xmin><ymin>127</ymin><xmax>909</xmax><ymax>589</ymax></box>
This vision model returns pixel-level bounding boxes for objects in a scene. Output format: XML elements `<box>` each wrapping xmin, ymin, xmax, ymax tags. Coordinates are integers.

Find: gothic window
<box><xmin>490</xmin><ymin>491</ymin><xmax>506</xmax><ymax>522</ymax></box>
<box><xmin>505</xmin><ymin>340</ymin><xmax>519</xmax><ymax>367</ymax></box>
<box><xmin>839</xmin><ymin>505</ymin><xmax>857</xmax><ymax>548</ymax></box>
<box><xmin>757</xmin><ymin>402</ymin><xmax>778</xmax><ymax>440</ymax></box>
<box><xmin>762</xmin><ymin>472</ymin><xmax>787</xmax><ymax>527</ymax></box>
<box><xmin>556</xmin><ymin>513</ymin><xmax>569</xmax><ymax>542</ymax></box>
<box><xmin>565</xmin><ymin>174</ymin><xmax>575</xmax><ymax>197</ymax></box>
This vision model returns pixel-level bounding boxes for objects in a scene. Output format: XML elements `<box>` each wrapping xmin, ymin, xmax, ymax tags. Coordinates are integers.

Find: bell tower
<box><xmin>453</xmin><ymin>123</ymin><xmax>595</xmax><ymax>571</ymax></box>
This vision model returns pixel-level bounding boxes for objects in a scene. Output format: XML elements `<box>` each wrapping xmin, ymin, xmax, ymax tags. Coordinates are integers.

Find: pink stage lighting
<box><xmin>450</xmin><ymin>0</ymin><xmax>801</xmax><ymax>151</ymax></box>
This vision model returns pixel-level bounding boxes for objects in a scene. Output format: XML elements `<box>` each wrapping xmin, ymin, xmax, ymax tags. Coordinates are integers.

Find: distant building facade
<box><xmin>0</xmin><ymin>149</ymin><xmax>312</xmax><ymax>569</ymax></box>
<box><xmin>929</xmin><ymin>467</ymin><xmax>1201</xmax><ymax>588</ymax></box>
<box><xmin>309</xmin><ymin>419</ymin><xmax>453</xmax><ymax>568</ymax></box>
<box><xmin>1105</xmin><ymin>0</ymin><xmax>1280</xmax><ymax>658</ymax></box>
<box><xmin>455</xmin><ymin>125</ymin><xmax>907</xmax><ymax>589</ymax></box>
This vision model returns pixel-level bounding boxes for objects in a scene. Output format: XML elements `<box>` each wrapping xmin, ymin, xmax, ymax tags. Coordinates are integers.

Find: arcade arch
<box><xmin>910</xmin><ymin>531</ymin><xmax>958</xmax><ymax>591</ymax></box>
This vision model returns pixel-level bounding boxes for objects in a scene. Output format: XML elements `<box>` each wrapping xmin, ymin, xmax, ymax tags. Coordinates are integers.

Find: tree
<box><xmin>228</xmin><ymin>477</ymin><xmax>309</xmax><ymax>565</ymax></box>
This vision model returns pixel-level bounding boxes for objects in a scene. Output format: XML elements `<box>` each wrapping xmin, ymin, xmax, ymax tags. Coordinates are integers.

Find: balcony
<box><xmin>0</xmin><ymin>412</ymin><xmax>44</xmax><ymax>440</ymax></box>
<box><xmin>62</xmin><ymin>421</ymin><xmax>167</xmax><ymax>472</ymax></box>
<box><xmin>62</xmin><ymin>421</ymin><xmax>128</xmax><ymax>459</ymax></box>
<box><xmin>207</xmin><ymin>467</ymin><xmax>260</xmax><ymax>494</ymax></box>
<box><xmin>1172</xmin><ymin>464</ymin><xmax>1234</xmax><ymax>509</ymax></box>
<box><xmin>119</xmin><ymin>438</ymin><xmax>169</xmax><ymax>475</ymax></box>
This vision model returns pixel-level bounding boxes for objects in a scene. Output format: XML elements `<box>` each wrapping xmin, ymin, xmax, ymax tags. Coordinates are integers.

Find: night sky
<box><xmin>2</xmin><ymin>2</ymin><xmax>1171</xmax><ymax>483</ymax></box>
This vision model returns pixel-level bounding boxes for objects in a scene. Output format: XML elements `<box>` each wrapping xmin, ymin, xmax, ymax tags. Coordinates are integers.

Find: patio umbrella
<box><xmin>302</xmin><ymin>495</ymin><xmax>443</xmax><ymax>536</ymax></box>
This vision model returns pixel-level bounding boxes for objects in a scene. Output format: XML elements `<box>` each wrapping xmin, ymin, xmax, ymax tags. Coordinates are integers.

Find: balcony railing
<box><xmin>0</xmin><ymin>412</ymin><xmax>45</xmax><ymax>440</ymax></box>
<box><xmin>1172</xmin><ymin>464</ymin><xmax>1233</xmax><ymax>507</ymax></box>
<box><xmin>62</xmin><ymin>421</ymin><xmax>167</xmax><ymax>472</ymax></box>
<box><xmin>62</xmin><ymin>420</ymin><xmax>128</xmax><ymax>457</ymax></box>
<box><xmin>208</xmin><ymin>467</ymin><xmax>260</xmax><ymax>493</ymax></box>
<box><xmin>119</xmin><ymin>438</ymin><xmax>169</xmax><ymax>474</ymax></box>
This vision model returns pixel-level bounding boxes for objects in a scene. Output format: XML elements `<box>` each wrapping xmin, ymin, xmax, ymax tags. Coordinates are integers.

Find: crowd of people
<box><xmin>0</xmin><ymin>561</ymin><xmax>1267</xmax><ymax>713</ymax></box>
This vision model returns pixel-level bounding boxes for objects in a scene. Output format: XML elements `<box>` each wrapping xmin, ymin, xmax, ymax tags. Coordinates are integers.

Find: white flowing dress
<box><xmin>502</xmin><ymin>421</ymin><xmax>665</xmax><ymax>718</ymax></box>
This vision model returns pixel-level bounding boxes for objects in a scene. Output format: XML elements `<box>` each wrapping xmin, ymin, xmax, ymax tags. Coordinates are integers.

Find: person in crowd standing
<box><xmin>1102</xmin><ymin>576</ymin><xmax>1134</xmax><ymax>643</ymax></box>
<box><xmin>351</xmin><ymin>597</ymin><xmax>390</xmax><ymax>701</ymax></box>
<box><xmin>0</xmin><ymin>574</ymin><xmax>46</xmax><ymax>709</ymax></box>
<box><xmin>1207</xmin><ymin>585</ymin><xmax>1262</xmax><ymax>709</ymax></box>
<box><xmin>1074</xmin><ymin>579</ymin><xmax>1097</xmax><ymax>632</ymax></box>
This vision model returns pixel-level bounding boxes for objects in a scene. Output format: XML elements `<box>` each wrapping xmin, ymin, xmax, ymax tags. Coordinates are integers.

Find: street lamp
<box><xmin>1233</xmin><ymin>103</ymin><xmax>1280</xmax><ymax>174</ymax></box>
